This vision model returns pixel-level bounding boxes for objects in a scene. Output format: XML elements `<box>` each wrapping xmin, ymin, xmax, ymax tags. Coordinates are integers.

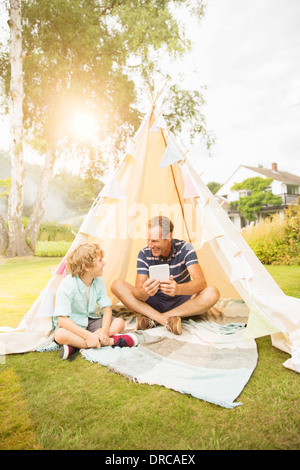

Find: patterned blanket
<box><xmin>80</xmin><ymin>302</ymin><xmax>257</xmax><ymax>409</ymax></box>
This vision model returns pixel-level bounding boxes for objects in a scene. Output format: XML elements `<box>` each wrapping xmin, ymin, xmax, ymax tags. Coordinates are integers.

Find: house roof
<box><xmin>242</xmin><ymin>165</ymin><xmax>300</xmax><ymax>185</ymax></box>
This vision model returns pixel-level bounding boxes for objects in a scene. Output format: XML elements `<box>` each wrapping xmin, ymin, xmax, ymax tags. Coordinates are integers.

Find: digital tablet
<box><xmin>149</xmin><ymin>264</ymin><xmax>170</xmax><ymax>281</ymax></box>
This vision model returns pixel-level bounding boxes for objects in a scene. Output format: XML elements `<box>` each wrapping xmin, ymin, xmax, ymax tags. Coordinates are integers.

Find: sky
<box><xmin>178</xmin><ymin>0</ymin><xmax>300</xmax><ymax>183</ymax></box>
<box><xmin>1</xmin><ymin>0</ymin><xmax>300</xmax><ymax>186</ymax></box>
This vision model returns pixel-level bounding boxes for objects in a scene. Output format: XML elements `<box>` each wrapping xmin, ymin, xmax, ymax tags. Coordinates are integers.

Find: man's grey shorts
<box><xmin>54</xmin><ymin>315</ymin><xmax>118</xmax><ymax>334</ymax></box>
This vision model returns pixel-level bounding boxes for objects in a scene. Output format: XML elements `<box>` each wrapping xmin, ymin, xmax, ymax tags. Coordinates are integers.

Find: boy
<box><xmin>53</xmin><ymin>243</ymin><xmax>137</xmax><ymax>360</ymax></box>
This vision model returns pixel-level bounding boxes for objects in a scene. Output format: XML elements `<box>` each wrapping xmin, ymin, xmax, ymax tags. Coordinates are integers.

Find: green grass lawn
<box><xmin>265</xmin><ymin>264</ymin><xmax>300</xmax><ymax>298</ymax></box>
<box><xmin>0</xmin><ymin>257</ymin><xmax>299</xmax><ymax>450</ymax></box>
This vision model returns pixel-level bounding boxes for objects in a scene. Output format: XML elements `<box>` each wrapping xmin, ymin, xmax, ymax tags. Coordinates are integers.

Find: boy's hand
<box><xmin>86</xmin><ymin>331</ymin><xmax>101</xmax><ymax>349</ymax></box>
<box><xmin>95</xmin><ymin>328</ymin><xmax>110</xmax><ymax>346</ymax></box>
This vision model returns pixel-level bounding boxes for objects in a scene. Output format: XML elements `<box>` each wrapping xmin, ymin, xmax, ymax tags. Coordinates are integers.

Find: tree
<box><xmin>230</xmin><ymin>177</ymin><xmax>283</xmax><ymax>222</ymax></box>
<box><xmin>5</xmin><ymin>0</ymin><xmax>32</xmax><ymax>256</ymax></box>
<box><xmin>0</xmin><ymin>0</ymin><xmax>209</xmax><ymax>256</ymax></box>
<box><xmin>207</xmin><ymin>181</ymin><xmax>221</xmax><ymax>195</ymax></box>
<box><xmin>0</xmin><ymin>177</ymin><xmax>10</xmax><ymax>252</ymax></box>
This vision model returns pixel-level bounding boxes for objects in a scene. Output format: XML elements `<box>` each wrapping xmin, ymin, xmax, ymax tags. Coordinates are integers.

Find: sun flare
<box><xmin>71</xmin><ymin>112</ymin><xmax>98</xmax><ymax>141</ymax></box>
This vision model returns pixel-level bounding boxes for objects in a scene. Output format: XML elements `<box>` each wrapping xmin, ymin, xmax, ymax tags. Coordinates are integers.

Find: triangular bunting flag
<box><xmin>151</xmin><ymin>114</ymin><xmax>167</xmax><ymax>132</ymax></box>
<box><xmin>183</xmin><ymin>173</ymin><xmax>200</xmax><ymax>199</ymax></box>
<box><xmin>243</xmin><ymin>303</ymin><xmax>281</xmax><ymax>341</ymax></box>
<box><xmin>196</xmin><ymin>203</ymin><xmax>225</xmax><ymax>247</ymax></box>
<box><xmin>79</xmin><ymin>209</ymin><xmax>100</xmax><ymax>237</ymax></box>
<box><xmin>201</xmin><ymin>224</ymin><xmax>225</xmax><ymax>247</ymax></box>
<box><xmin>54</xmin><ymin>258</ymin><xmax>67</xmax><ymax>276</ymax></box>
<box><xmin>125</xmin><ymin>139</ymin><xmax>136</xmax><ymax>158</ymax></box>
<box><xmin>159</xmin><ymin>138</ymin><xmax>183</xmax><ymax>169</ymax></box>
<box><xmin>100</xmin><ymin>174</ymin><xmax>127</xmax><ymax>200</ymax></box>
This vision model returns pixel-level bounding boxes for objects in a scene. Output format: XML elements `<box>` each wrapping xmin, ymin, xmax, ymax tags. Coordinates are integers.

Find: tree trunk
<box><xmin>0</xmin><ymin>214</ymin><xmax>9</xmax><ymax>254</ymax></box>
<box><xmin>7</xmin><ymin>0</ymin><xmax>32</xmax><ymax>256</ymax></box>
<box><xmin>25</xmin><ymin>149</ymin><xmax>56</xmax><ymax>251</ymax></box>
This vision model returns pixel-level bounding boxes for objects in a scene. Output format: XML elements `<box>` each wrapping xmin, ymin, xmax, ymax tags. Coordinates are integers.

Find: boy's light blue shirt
<box><xmin>53</xmin><ymin>274</ymin><xmax>112</xmax><ymax>329</ymax></box>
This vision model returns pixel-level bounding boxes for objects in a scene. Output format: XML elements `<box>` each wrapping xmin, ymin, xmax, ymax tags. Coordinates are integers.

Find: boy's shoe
<box><xmin>60</xmin><ymin>344</ymin><xmax>79</xmax><ymax>361</ymax></box>
<box><xmin>112</xmin><ymin>333</ymin><xmax>138</xmax><ymax>348</ymax></box>
<box><xmin>165</xmin><ymin>316</ymin><xmax>182</xmax><ymax>335</ymax></box>
<box><xmin>136</xmin><ymin>315</ymin><xmax>157</xmax><ymax>331</ymax></box>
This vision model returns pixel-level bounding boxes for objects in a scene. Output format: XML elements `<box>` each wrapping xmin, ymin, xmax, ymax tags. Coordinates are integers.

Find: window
<box><xmin>239</xmin><ymin>190</ymin><xmax>252</xmax><ymax>198</ymax></box>
<box><xmin>286</xmin><ymin>185</ymin><xmax>299</xmax><ymax>195</ymax></box>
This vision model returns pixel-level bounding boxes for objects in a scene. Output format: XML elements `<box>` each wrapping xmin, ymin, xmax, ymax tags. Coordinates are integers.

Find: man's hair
<box><xmin>148</xmin><ymin>216</ymin><xmax>174</xmax><ymax>238</ymax></box>
<box><xmin>67</xmin><ymin>243</ymin><xmax>104</xmax><ymax>277</ymax></box>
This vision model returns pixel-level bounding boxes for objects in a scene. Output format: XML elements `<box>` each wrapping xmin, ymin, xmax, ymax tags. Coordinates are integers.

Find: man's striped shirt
<box><xmin>137</xmin><ymin>239</ymin><xmax>199</xmax><ymax>285</ymax></box>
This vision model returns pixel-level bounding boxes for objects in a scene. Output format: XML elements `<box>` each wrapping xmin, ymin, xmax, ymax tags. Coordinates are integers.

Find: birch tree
<box><xmin>5</xmin><ymin>0</ymin><xmax>31</xmax><ymax>255</ymax></box>
<box><xmin>0</xmin><ymin>0</ymin><xmax>209</xmax><ymax>256</ymax></box>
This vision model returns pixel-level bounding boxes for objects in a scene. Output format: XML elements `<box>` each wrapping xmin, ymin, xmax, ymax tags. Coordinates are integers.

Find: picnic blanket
<box><xmin>78</xmin><ymin>301</ymin><xmax>258</xmax><ymax>409</ymax></box>
<box><xmin>37</xmin><ymin>300</ymin><xmax>257</xmax><ymax>408</ymax></box>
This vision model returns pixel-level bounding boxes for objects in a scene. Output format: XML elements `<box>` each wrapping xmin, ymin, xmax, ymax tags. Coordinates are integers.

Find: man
<box><xmin>111</xmin><ymin>216</ymin><xmax>220</xmax><ymax>335</ymax></box>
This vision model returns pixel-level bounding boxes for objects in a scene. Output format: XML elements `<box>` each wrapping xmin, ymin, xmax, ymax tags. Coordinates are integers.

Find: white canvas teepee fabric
<box><xmin>181</xmin><ymin>159</ymin><xmax>300</xmax><ymax>372</ymax></box>
<box><xmin>0</xmin><ymin>102</ymin><xmax>299</xmax><ymax>375</ymax></box>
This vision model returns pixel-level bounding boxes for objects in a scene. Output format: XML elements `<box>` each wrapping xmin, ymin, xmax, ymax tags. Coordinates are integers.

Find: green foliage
<box><xmin>38</xmin><ymin>222</ymin><xmax>76</xmax><ymax>242</ymax></box>
<box><xmin>245</xmin><ymin>237</ymin><xmax>291</xmax><ymax>265</ymax></box>
<box><xmin>50</xmin><ymin>171</ymin><xmax>103</xmax><ymax>215</ymax></box>
<box><xmin>162</xmin><ymin>84</ymin><xmax>215</xmax><ymax>147</ymax></box>
<box><xmin>1</xmin><ymin>152</ymin><xmax>102</xmax><ymax>219</ymax></box>
<box><xmin>35</xmin><ymin>241</ymin><xmax>72</xmax><ymax>257</ymax></box>
<box><xmin>242</xmin><ymin>204</ymin><xmax>300</xmax><ymax>265</ymax></box>
<box><xmin>232</xmin><ymin>176</ymin><xmax>274</xmax><ymax>192</ymax></box>
<box><xmin>230</xmin><ymin>177</ymin><xmax>283</xmax><ymax>221</ymax></box>
<box><xmin>0</xmin><ymin>177</ymin><xmax>11</xmax><ymax>198</ymax></box>
<box><xmin>284</xmin><ymin>199</ymin><xmax>300</xmax><ymax>245</ymax></box>
<box><xmin>0</xmin><ymin>0</ymin><xmax>209</xmax><ymax>164</ymax></box>
<box><xmin>8</xmin><ymin>219</ymin><xmax>75</xmax><ymax>255</ymax></box>
<box><xmin>207</xmin><ymin>181</ymin><xmax>221</xmax><ymax>194</ymax></box>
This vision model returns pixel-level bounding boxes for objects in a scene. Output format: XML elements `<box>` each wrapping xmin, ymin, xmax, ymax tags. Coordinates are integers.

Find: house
<box><xmin>216</xmin><ymin>162</ymin><xmax>300</xmax><ymax>229</ymax></box>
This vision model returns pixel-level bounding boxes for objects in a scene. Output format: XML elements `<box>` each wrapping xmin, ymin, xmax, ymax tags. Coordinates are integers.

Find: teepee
<box><xmin>1</xmin><ymin>93</ymin><xmax>300</xmax><ymax>373</ymax></box>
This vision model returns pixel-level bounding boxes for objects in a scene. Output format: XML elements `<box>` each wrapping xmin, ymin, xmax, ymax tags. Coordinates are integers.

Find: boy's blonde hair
<box><xmin>67</xmin><ymin>243</ymin><xmax>104</xmax><ymax>277</ymax></box>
